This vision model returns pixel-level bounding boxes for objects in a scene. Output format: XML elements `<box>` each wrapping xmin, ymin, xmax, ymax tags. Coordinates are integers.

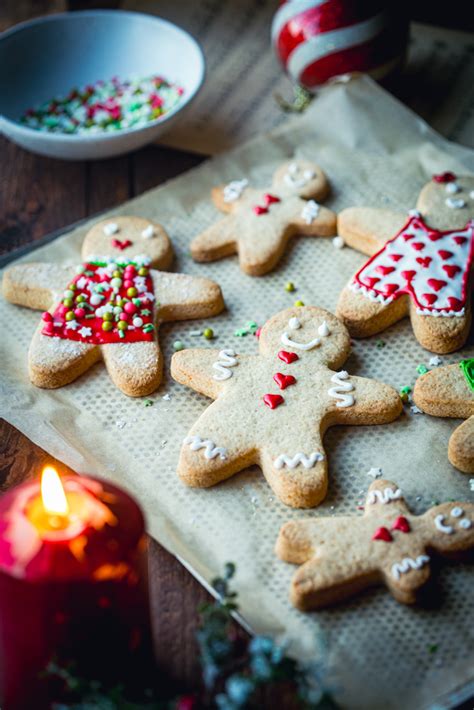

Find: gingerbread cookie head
<box><xmin>425</xmin><ymin>502</ymin><xmax>474</xmax><ymax>553</ymax></box>
<box><xmin>258</xmin><ymin>306</ymin><xmax>351</xmax><ymax>370</ymax></box>
<box><xmin>417</xmin><ymin>173</ymin><xmax>474</xmax><ymax>230</ymax></box>
<box><xmin>81</xmin><ymin>216</ymin><xmax>173</xmax><ymax>270</ymax></box>
<box><xmin>266</xmin><ymin>160</ymin><xmax>329</xmax><ymax>201</ymax></box>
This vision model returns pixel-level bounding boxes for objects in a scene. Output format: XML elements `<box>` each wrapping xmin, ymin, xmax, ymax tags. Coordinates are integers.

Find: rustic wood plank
<box><xmin>133</xmin><ymin>144</ymin><xmax>204</xmax><ymax>195</ymax></box>
<box><xmin>0</xmin><ymin>0</ymin><xmax>65</xmax><ymax>31</ymax></box>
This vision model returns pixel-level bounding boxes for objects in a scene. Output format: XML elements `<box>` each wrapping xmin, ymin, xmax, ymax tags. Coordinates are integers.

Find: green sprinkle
<box><xmin>417</xmin><ymin>364</ymin><xmax>429</xmax><ymax>375</ymax></box>
<box><xmin>376</xmin><ymin>340</ymin><xmax>385</xmax><ymax>348</ymax></box>
<box><xmin>285</xmin><ymin>281</ymin><xmax>295</xmax><ymax>292</ymax></box>
<box><xmin>247</xmin><ymin>321</ymin><xmax>258</xmax><ymax>334</ymax></box>
<box><xmin>85</xmin><ymin>314</ymin><xmax>95</xmax><ymax>319</ymax></box>
<box><xmin>143</xmin><ymin>399</ymin><xmax>154</xmax><ymax>407</ymax></box>
<box><xmin>173</xmin><ymin>340</ymin><xmax>184</xmax><ymax>351</ymax></box>
<box><xmin>119</xmin><ymin>330</ymin><xmax>125</xmax><ymax>339</ymax></box>
<box><xmin>203</xmin><ymin>328</ymin><xmax>214</xmax><ymax>340</ymax></box>
<box><xmin>294</xmin><ymin>300</ymin><xmax>304</xmax><ymax>307</ymax></box>
<box><xmin>400</xmin><ymin>386</ymin><xmax>412</xmax><ymax>395</ymax></box>
<box><xmin>234</xmin><ymin>328</ymin><xmax>248</xmax><ymax>337</ymax></box>
<box><xmin>428</xmin><ymin>644</ymin><xmax>438</xmax><ymax>654</ymax></box>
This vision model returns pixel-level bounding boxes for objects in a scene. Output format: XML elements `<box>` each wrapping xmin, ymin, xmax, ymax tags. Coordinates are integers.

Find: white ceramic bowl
<box><xmin>0</xmin><ymin>10</ymin><xmax>205</xmax><ymax>160</ymax></box>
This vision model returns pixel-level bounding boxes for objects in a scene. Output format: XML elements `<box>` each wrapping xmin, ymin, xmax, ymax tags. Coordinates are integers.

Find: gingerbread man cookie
<box><xmin>336</xmin><ymin>172</ymin><xmax>474</xmax><ymax>353</ymax></box>
<box><xmin>171</xmin><ymin>306</ymin><xmax>401</xmax><ymax>508</ymax></box>
<box><xmin>190</xmin><ymin>160</ymin><xmax>337</xmax><ymax>276</ymax></box>
<box><xmin>413</xmin><ymin>359</ymin><xmax>474</xmax><ymax>473</ymax></box>
<box><xmin>2</xmin><ymin>217</ymin><xmax>224</xmax><ymax>397</ymax></box>
<box><xmin>276</xmin><ymin>479</ymin><xmax>474</xmax><ymax>609</ymax></box>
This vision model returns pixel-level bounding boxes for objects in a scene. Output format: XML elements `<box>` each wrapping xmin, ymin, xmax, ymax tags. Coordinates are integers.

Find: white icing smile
<box><xmin>281</xmin><ymin>332</ymin><xmax>321</xmax><ymax>351</ymax></box>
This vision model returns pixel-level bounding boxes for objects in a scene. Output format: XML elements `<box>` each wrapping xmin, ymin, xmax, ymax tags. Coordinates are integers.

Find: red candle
<box><xmin>0</xmin><ymin>467</ymin><xmax>153</xmax><ymax>709</ymax></box>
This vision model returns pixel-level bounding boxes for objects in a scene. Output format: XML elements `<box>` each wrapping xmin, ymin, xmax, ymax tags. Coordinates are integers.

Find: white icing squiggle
<box><xmin>301</xmin><ymin>200</ymin><xmax>320</xmax><ymax>224</ymax></box>
<box><xmin>328</xmin><ymin>371</ymin><xmax>354</xmax><ymax>408</ymax></box>
<box><xmin>212</xmin><ymin>349</ymin><xmax>238</xmax><ymax>381</ymax></box>
<box><xmin>223</xmin><ymin>179</ymin><xmax>248</xmax><ymax>203</ymax></box>
<box><xmin>184</xmin><ymin>435</ymin><xmax>227</xmax><ymax>460</ymax></box>
<box><xmin>391</xmin><ymin>555</ymin><xmax>430</xmax><ymax>580</ymax></box>
<box><xmin>367</xmin><ymin>487</ymin><xmax>403</xmax><ymax>505</ymax></box>
<box><xmin>274</xmin><ymin>452</ymin><xmax>325</xmax><ymax>470</ymax></box>
<box><xmin>281</xmin><ymin>332</ymin><xmax>320</xmax><ymax>351</ymax></box>
<box><xmin>434</xmin><ymin>514</ymin><xmax>453</xmax><ymax>534</ymax></box>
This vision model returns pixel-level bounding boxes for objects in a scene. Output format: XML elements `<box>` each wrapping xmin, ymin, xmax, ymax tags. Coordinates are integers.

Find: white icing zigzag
<box><xmin>184</xmin><ymin>435</ymin><xmax>227</xmax><ymax>460</ymax></box>
<box><xmin>212</xmin><ymin>349</ymin><xmax>238</xmax><ymax>381</ymax></box>
<box><xmin>391</xmin><ymin>555</ymin><xmax>430</xmax><ymax>580</ymax></box>
<box><xmin>328</xmin><ymin>371</ymin><xmax>355</xmax><ymax>408</ymax></box>
<box><xmin>274</xmin><ymin>452</ymin><xmax>325</xmax><ymax>470</ymax></box>
<box><xmin>367</xmin><ymin>487</ymin><xmax>402</xmax><ymax>505</ymax></box>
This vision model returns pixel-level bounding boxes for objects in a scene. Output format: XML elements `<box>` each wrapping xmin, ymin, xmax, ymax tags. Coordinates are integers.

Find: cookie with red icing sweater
<box><xmin>190</xmin><ymin>160</ymin><xmax>337</xmax><ymax>276</ymax></box>
<box><xmin>171</xmin><ymin>306</ymin><xmax>401</xmax><ymax>508</ymax></box>
<box><xmin>2</xmin><ymin>219</ymin><xmax>224</xmax><ymax>397</ymax></box>
<box><xmin>413</xmin><ymin>359</ymin><xmax>474</xmax><ymax>473</ymax></box>
<box><xmin>336</xmin><ymin>173</ymin><xmax>474</xmax><ymax>353</ymax></box>
<box><xmin>276</xmin><ymin>479</ymin><xmax>474</xmax><ymax>609</ymax></box>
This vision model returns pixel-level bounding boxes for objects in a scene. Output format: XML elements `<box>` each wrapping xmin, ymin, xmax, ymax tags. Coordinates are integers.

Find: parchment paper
<box><xmin>0</xmin><ymin>77</ymin><xmax>473</xmax><ymax>709</ymax></box>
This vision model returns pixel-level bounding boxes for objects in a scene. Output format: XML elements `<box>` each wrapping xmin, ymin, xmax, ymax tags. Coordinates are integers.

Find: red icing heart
<box><xmin>453</xmin><ymin>236</ymin><xmax>467</xmax><ymax>245</ymax></box>
<box><xmin>388</xmin><ymin>254</ymin><xmax>403</xmax><ymax>262</ymax></box>
<box><xmin>382</xmin><ymin>283</ymin><xmax>398</xmax><ymax>295</ymax></box>
<box><xmin>448</xmin><ymin>297</ymin><xmax>464</xmax><ymax>311</ymax></box>
<box><xmin>112</xmin><ymin>238</ymin><xmax>133</xmax><ymax>250</ymax></box>
<box><xmin>401</xmin><ymin>270</ymin><xmax>416</xmax><ymax>281</ymax></box>
<box><xmin>372</xmin><ymin>527</ymin><xmax>393</xmax><ymax>542</ymax></box>
<box><xmin>427</xmin><ymin>278</ymin><xmax>447</xmax><ymax>292</ymax></box>
<box><xmin>376</xmin><ymin>265</ymin><xmax>395</xmax><ymax>276</ymax></box>
<box><xmin>278</xmin><ymin>350</ymin><xmax>299</xmax><ymax>364</ymax></box>
<box><xmin>432</xmin><ymin>171</ymin><xmax>456</xmax><ymax>183</ymax></box>
<box><xmin>422</xmin><ymin>293</ymin><xmax>437</xmax><ymax>305</ymax></box>
<box><xmin>443</xmin><ymin>264</ymin><xmax>461</xmax><ymax>278</ymax></box>
<box><xmin>411</xmin><ymin>242</ymin><xmax>425</xmax><ymax>251</ymax></box>
<box><xmin>264</xmin><ymin>193</ymin><xmax>281</xmax><ymax>206</ymax></box>
<box><xmin>364</xmin><ymin>276</ymin><xmax>380</xmax><ymax>288</ymax></box>
<box><xmin>438</xmin><ymin>250</ymin><xmax>453</xmax><ymax>260</ymax></box>
<box><xmin>253</xmin><ymin>205</ymin><xmax>268</xmax><ymax>216</ymax></box>
<box><xmin>392</xmin><ymin>516</ymin><xmax>411</xmax><ymax>533</ymax></box>
<box><xmin>416</xmin><ymin>257</ymin><xmax>432</xmax><ymax>268</ymax></box>
<box><xmin>273</xmin><ymin>373</ymin><xmax>296</xmax><ymax>390</ymax></box>
<box><xmin>263</xmin><ymin>394</ymin><xmax>284</xmax><ymax>409</ymax></box>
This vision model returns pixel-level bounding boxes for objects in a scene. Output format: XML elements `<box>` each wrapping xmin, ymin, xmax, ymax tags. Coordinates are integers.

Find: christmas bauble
<box><xmin>272</xmin><ymin>1</ymin><xmax>408</xmax><ymax>89</ymax></box>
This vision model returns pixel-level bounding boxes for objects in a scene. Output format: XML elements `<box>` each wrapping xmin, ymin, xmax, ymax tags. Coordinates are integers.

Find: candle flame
<box><xmin>41</xmin><ymin>467</ymin><xmax>69</xmax><ymax>517</ymax></box>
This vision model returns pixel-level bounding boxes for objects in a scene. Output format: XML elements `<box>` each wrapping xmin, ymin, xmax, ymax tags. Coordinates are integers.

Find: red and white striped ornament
<box><xmin>272</xmin><ymin>1</ymin><xmax>408</xmax><ymax>90</ymax></box>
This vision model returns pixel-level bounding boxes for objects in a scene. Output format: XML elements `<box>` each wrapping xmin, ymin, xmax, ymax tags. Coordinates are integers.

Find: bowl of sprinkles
<box><xmin>0</xmin><ymin>10</ymin><xmax>205</xmax><ymax>160</ymax></box>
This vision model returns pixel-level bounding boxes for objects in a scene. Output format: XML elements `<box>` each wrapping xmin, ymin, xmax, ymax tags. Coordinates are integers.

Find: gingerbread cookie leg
<box><xmin>336</xmin><ymin>288</ymin><xmax>409</xmax><ymax>338</ymax></box>
<box><xmin>409</xmin><ymin>304</ymin><xmax>472</xmax><ymax>354</ymax></box>
<box><xmin>28</xmin><ymin>324</ymin><xmax>100</xmax><ymax>389</ymax></box>
<box><xmin>448</xmin><ymin>417</ymin><xmax>474</xmax><ymax>473</ymax></box>
<box><xmin>101</xmin><ymin>341</ymin><xmax>163</xmax><ymax>397</ymax></box>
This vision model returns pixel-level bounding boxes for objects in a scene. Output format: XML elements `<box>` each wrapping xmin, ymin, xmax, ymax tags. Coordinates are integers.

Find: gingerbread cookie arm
<box><xmin>276</xmin><ymin>518</ymin><xmax>337</xmax><ymax>564</ymax></box>
<box><xmin>381</xmin><ymin>553</ymin><xmax>431</xmax><ymax>604</ymax></box>
<box><xmin>413</xmin><ymin>364</ymin><xmax>474</xmax><ymax>419</ymax></box>
<box><xmin>3</xmin><ymin>263</ymin><xmax>76</xmax><ymax>311</ymax></box>
<box><xmin>336</xmin><ymin>288</ymin><xmax>409</xmax><ymax>338</ymax></box>
<box><xmin>290</xmin><ymin>201</ymin><xmax>337</xmax><ymax>238</ymax></box>
<box><xmin>28</xmin><ymin>324</ymin><xmax>100</xmax><ymax>389</ymax></box>
<box><xmin>176</xmin><ymin>399</ymin><xmax>255</xmax><ymax>488</ymax></box>
<box><xmin>448</xmin><ymin>417</ymin><xmax>474</xmax><ymax>473</ymax></box>
<box><xmin>362</xmin><ymin>479</ymin><xmax>410</xmax><ymax>516</ymax></box>
<box><xmin>326</xmin><ymin>375</ymin><xmax>402</xmax><ymax>426</ymax></box>
<box><xmin>409</xmin><ymin>306</ymin><xmax>472</xmax><ymax>354</ymax></box>
<box><xmin>171</xmin><ymin>348</ymin><xmax>247</xmax><ymax>400</ymax></box>
<box><xmin>101</xmin><ymin>341</ymin><xmax>163</xmax><ymax>397</ymax></box>
<box><xmin>338</xmin><ymin>207</ymin><xmax>407</xmax><ymax>255</ymax></box>
<box><xmin>260</xmin><ymin>432</ymin><xmax>328</xmax><ymax>508</ymax></box>
<box><xmin>190</xmin><ymin>216</ymin><xmax>239</xmax><ymax>263</ymax></box>
<box><xmin>152</xmin><ymin>271</ymin><xmax>225</xmax><ymax>321</ymax></box>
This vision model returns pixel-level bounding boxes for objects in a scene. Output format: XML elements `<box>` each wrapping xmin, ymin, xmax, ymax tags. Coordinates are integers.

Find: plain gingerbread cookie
<box><xmin>413</xmin><ymin>359</ymin><xmax>474</xmax><ymax>473</ymax></box>
<box><xmin>171</xmin><ymin>306</ymin><xmax>402</xmax><ymax>508</ymax></box>
<box><xmin>336</xmin><ymin>172</ymin><xmax>474</xmax><ymax>353</ymax></box>
<box><xmin>276</xmin><ymin>479</ymin><xmax>474</xmax><ymax>609</ymax></box>
<box><xmin>2</xmin><ymin>217</ymin><xmax>224</xmax><ymax>397</ymax></box>
<box><xmin>191</xmin><ymin>160</ymin><xmax>337</xmax><ymax>276</ymax></box>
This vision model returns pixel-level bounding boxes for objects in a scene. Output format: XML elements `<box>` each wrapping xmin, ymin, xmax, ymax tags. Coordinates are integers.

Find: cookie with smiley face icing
<box><xmin>413</xmin><ymin>360</ymin><xmax>474</xmax><ymax>473</ymax></box>
<box><xmin>171</xmin><ymin>306</ymin><xmax>402</xmax><ymax>508</ymax></box>
<box><xmin>190</xmin><ymin>160</ymin><xmax>337</xmax><ymax>276</ymax></box>
<box><xmin>336</xmin><ymin>172</ymin><xmax>474</xmax><ymax>353</ymax></box>
<box><xmin>276</xmin><ymin>479</ymin><xmax>474</xmax><ymax>609</ymax></box>
<box><xmin>2</xmin><ymin>217</ymin><xmax>224</xmax><ymax>397</ymax></box>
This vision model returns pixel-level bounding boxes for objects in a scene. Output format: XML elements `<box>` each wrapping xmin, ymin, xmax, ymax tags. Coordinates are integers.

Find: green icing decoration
<box><xmin>460</xmin><ymin>358</ymin><xmax>474</xmax><ymax>392</ymax></box>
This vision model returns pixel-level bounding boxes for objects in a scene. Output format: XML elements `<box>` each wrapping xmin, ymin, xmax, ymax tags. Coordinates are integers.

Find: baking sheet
<box><xmin>0</xmin><ymin>77</ymin><xmax>473</xmax><ymax>709</ymax></box>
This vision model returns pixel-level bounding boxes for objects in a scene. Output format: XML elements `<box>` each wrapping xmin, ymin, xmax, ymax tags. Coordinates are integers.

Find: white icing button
<box><xmin>288</xmin><ymin>317</ymin><xmax>301</xmax><ymax>330</ymax></box>
<box><xmin>133</xmin><ymin>317</ymin><xmax>144</xmax><ymax>327</ymax></box>
<box><xmin>332</xmin><ymin>236</ymin><xmax>344</xmax><ymax>249</ymax></box>
<box><xmin>445</xmin><ymin>182</ymin><xmax>460</xmax><ymax>194</ymax></box>
<box><xmin>141</xmin><ymin>224</ymin><xmax>155</xmax><ymax>239</ymax></box>
<box><xmin>103</xmin><ymin>222</ymin><xmax>119</xmax><ymax>235</ymax></box>
<box><xmin>459</xmin><ymin>519</ymin><xmax>471</xmax><ymax>529</ymax></box>
<box><xmin>445</xmin><ymin>197</ymin><xmax>466</xmax><ymax>209</ymax></box>
<box><xmin>470</xmin><ymin>191</ymin><xmax>474</xmax><ymax>199</ymax></box>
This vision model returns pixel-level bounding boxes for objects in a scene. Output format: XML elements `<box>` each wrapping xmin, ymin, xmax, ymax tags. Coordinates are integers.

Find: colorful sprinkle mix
<box><xmin>20</xmin><ymin>75</ymin><xmax>184</xmax><ymax>135</ymax></box>
<box><xmin>417</xmin><ymin>364</ymin><xmax>429</xmax><ymax>375</ymax></box>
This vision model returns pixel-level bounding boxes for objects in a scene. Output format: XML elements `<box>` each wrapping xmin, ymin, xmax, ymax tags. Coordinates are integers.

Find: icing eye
<box><xmin>451</xmin><ymin>507</ymin><xmax>464</xmax><ymax>518</ymax></box>
<box><xmin>288</xmin><ymin>317</ymin><xmax>301</xmax><ymax>330</ymax></box>
<box><xmin>459</xmin><ymin>519</ymin><xmax>471</xmax><ymax>530</ymax></box>
<box><xmin>317</xmin><ymin>321</ymin><xmax>330</xmax><ymax>337</ymax></box>
<box><xmin>445</xmin><ymin>182</ymin><xmax>461</xmax><ymax>194</ymax></box>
